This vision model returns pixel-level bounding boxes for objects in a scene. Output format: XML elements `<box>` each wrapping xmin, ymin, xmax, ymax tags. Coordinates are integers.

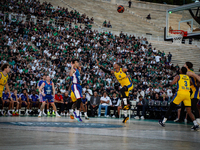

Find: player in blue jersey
<box><xmin>69</xmin><ymin>59</ymin><xmax>83</xmax><ymax>122</ymax></box>
<box><xmin>29</xmin><ymin>90</ymin><xmax>40</xmax><ymax>114</ymax></box>
<box><xmin>10</xmin><ymin>89</ymin><xmax>19</xmax><ymax>116</ymax></box>
<box><xmin>38</xmin><ymin>76</ymin><xmax>60</xmax><ymax>117</ymax></box>
<box><xmin>2</xmin><ymin>89</ymin><xmax>12</xmax><ymax>116</ymax></box>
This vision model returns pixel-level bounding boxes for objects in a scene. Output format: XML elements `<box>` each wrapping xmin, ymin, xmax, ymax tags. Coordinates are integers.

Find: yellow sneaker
<box><xmin>122</xmin><ymin>117</ymin><xmax>129</xmax><ymax>123</ymax></box>
<box><xmin>123</xmin><ymin>105</ymin><xmax>129</xmax><ymax>110</ymax></box>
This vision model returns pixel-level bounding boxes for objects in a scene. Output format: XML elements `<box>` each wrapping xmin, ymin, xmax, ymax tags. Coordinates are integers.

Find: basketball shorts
<box><xmin>71</xmin><ymin>84</ymin><xmax>82</xmax><ymax>102</ymax></box>
<box><xmin>190</xmin><ymin>88</ymin><xmax>199</xmax><ymax>99</ymax></box>
<box><xmin>125</xmin><ymin>83</ymin><xmax>133</xmax><ymax>97</ymax></box>
<box><xmin>42</xmin><ymin>95</ymin><xmax>54</xmax><ymax>103</ymax></box>
<box><xmin>172</xmin><ymin>91</ymin><xmax>191</xmax><ymax>106</ymax></box>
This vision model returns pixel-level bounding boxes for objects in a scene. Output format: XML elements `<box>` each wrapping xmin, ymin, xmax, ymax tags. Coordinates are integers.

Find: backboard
<box><xmin>165</xmin><ymin>2</ymin><xmax>200</xmax><ymax>40</ymax></box>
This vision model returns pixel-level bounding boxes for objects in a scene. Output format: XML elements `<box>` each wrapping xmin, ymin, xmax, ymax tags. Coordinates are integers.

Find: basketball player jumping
<box><xmin>69</xmin><ymin>59</ymin><xmax>83</xmax><ymax>122</ymax></box>
<box><xmin>96</xmin><ymin>60</ymin><xmax>133</xmax><ymax>123</ymax></box>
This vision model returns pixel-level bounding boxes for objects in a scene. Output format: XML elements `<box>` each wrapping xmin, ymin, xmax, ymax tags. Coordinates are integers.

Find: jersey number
<box><xmin>184</xmin><ymin>81</ymin><xmax>188</xmax><ymax>87</ymax></box>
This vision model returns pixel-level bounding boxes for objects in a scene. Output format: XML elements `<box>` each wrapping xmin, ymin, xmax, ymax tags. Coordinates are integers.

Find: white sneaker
<box><xmin>38</xmin><ymin>112</ymin><xmax>42</xmax><ymax>117</ymax></box>
<box><xmin>1</xmin><ymin>111</ymin><xmax>4</xmax><ymax>115</ymax></box>
<box><xmin>184</xmin><ymin>118</ymin><xmax>187</xmax><ymax>123</ymax></box>
<box><xmin>66</xmin><ymin>113</ymin><xmax>69</xmax><ymax>116</ymax></box>
<box><xmin>98</xmin><ymin>115</ymin><xmax>101</xmax><ymax>117</ymax></box>
<box><xmin>61</xmin><ymin>113</ymin><xmax>65</xmax><ymax>116</ymax></box>
<box><xmin>43</xmin><ymin>112</ymin><xmax>47</xmax><ymax>116</ymax></box>
<box><xmin>112</xmin><ymin>115</ymin><xmax>115</xmax><ymax>118</ymax></box>
<box><xmin>7</xmin><ymin>111</ymin><xmax>12</xmax><ymax>116</ymax></box>
<box><xmin>174</xmin><ymin>118</ymin><xmax>179</xmax><ymax>122</ymax></box>
<box><xmin>25</xmin><ymin>112</ymin><xmax>29</xmax><ymax>115</ymax></box>
<box><xmin>134</xmin><ymin>116</ymin><xmax>140</xmax><ymax>119</ymax></box>
<box><xmin>56</xmin><ymin>114</ymin><xmax>61</xmax><ymax>118</ymax></box>
<box><xmin>105</xmin><ymin>115</ymin><xmax>109</xmax><ymax>118</ymax></box>
<box><xmin>141</xmin><ymin>116</ymin><xmax>145</xmax><ymax>119</ymax></box>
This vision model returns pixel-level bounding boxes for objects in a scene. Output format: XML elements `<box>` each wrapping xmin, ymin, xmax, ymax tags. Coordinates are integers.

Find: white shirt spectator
<box><xmin>82</xmin><ymin>88</ymin><xmax>93</xmax><ymax>101</ymax></box>
<box><xmin>167</xmin><ymin>89</ymin><xmax>173</xmax><ymax>98</ymax></box>
<box><xmin>155</xmin><ymin>55</ymin><xmax>161</xmax><ymax>63</ymax></box>
<box><xmin>100</xmin><ymin>96</ymin><xmax>111</xmax><ymax>106</ymax></box>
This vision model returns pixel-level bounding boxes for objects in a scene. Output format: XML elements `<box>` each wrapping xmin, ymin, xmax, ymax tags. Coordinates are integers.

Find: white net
<box><xmin>169</xmin><ymin>31</ymin><xmax>184</xmax><ymax>44</ymax></box>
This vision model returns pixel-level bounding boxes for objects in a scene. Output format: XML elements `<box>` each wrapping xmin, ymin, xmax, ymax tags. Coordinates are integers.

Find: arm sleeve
<box><xmin>100</xmin><ymin>66</ymin><xmax>111</xmax><ymax>75</ymax></box>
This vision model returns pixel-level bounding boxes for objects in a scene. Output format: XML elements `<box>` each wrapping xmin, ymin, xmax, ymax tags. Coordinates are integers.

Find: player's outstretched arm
<box><xmin>96</xmin><ymin>60</ymin><xmax>114</xmax><ymax>74</ymax></box>
<box><xmin>163</xmin><ymin>75</ymin><xmax>179</xmax><ymax>88</ymax></box>
<box><xmin>187</xmin><ymin>71</ymin><xmax>200</xmax><ymax>82</ymax></box>
<box><xmin>69</xmin><ymin>62</ymin><xmax>74</xmax><ymax>77</ymax></box>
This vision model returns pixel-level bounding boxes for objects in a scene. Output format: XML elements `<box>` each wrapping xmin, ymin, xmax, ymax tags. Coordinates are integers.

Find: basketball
<box><xmin>117</xmin><ymin>5</ymin><xmax>124</xmax><ymax>13</ymax></box>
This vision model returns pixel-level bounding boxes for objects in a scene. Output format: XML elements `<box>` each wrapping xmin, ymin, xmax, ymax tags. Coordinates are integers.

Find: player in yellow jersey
<box><xmin>159</xmin><ymin>67</ymin><xmax>199</xmax><ymax>130</ymax></box>
<box><xmin>0</xmin><ymin>63</ymin><xmax>11</xmax><ymax>115</ymax></box>
<box><xmin>96</xmin><ymin>60</ymin><xmax>133</xmax><ymax>123</ymax></box>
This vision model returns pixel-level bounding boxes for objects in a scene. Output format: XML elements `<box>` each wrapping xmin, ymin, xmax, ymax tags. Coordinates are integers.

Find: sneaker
<box><xmin>184</xmin><ymin>119</ymin><xmax>187</xmax><ymax>123</ymax></box>
<box><xmin>12</xmin><ymin>112</ymin><xmax>16</xmax><ymax>116</ymax></box>
<box><xmin>61</xmin><ymin>113</ymin><xmax>65</xmax><ymax>116</ymax></box>
<box><xmin>7</xmin><ymin>111</ymin><xmax>12</xmax><ymax>116</ymax></box>
<box><xmin>43</xmin><ymin>112</ymin><xmax>47</xmax><ymax>116</ymax></box>
<box><xmin>85</xmin><ymin>116</ymin><xmax>89</xmax><ymax>120</ymax></box>
<box><xmin>38</xmin><ymin>112</ymin><xmax>42</xmax><ymax>117</ymax></box>
<box><xmin>141</xmin><ymin>116</ymin><xmax>145</xmax><ymax>120</ymax></box>
<box><xmin>52</xmin><ymin>111</ymin><xmax>56</xmax><ymax>116</ymax></box>
<box><xmin>1</xmin><ymin>111</ymin><xmax>4</xmax><ymax>116</ymax></box>
<box><xmin>123</xmin><ymin>105</ymin><xmax>129</xmax><ymax>110</ymax></box>
<box><xmin>25</xmin><ymin>112</ymin><xmax>29</xmax><ymax>115</ymax></box>
<box><xmin>197</xmin><ymin>118</ymin><xmax>200</xmax><ymax>125</ymax></box>
<box><xmin>73</xmin><ymin>112</ymin><xmax>78</xmax><ymax>119</ymax></box>
<box><xmin>174</xmin><ymin>118</ymin><xmax>179</xmax><ymax>122</ymax></box>
<box><xmin>15</xmin><ymin>112</ymin><xmax>19</xmax><ymax>116</ymax></box>
<box><xmin>66</xmin><ymin>113</ymin><xmax>69</xmax><ymax>116</ymax></box>
<box><xmin>158</xmin><ymin>119</ymin><xmax>165</xmax><ymax>127</ymax></box>
<box><xmin>77</xmin><ymin>116</ymin><xmax>82</xmax><ymax>122</ymax></box>
<box><xmin>47</xmin><ymin>111</ymin><xmax>50</xmax><ymax>116</ymax></box>
<box><xmin>98</xmin><ymin>115</ymin><xmax>101</xmax><ymax>117</ymax></box>
<box><xmin>191</xmin><ymin>125</ymin><xmax>199</xmax><ymax>131</ymax></box>
<box><xmin>112</xmin><ymin>115</ymin><xmax>115</xmax><ymax>118</ymax></box>
<box><xmin>56</xmin><ymin>114</ymin><xmax>61</xmax><ymax>118</ymax></box>
<box><xmin>122</xmin><ymin>117</ymin><xmax>129</xmax><ymax>123</ymax></box>
<box><xmin>134</xmin><ymin>116</ymin><xmax>140</xmax><ymax>119</ymax></box>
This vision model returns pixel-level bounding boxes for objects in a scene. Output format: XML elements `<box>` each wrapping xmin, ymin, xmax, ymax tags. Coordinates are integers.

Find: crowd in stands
<box><xmin>0</xmin><ymin>0</ymin><xmax>185</xmax><ymax>118</ymax></box>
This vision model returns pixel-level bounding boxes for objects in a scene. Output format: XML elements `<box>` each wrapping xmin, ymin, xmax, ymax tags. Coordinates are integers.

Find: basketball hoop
<box><xmin>169</xmin><ymin>30</ymin><xmax>187</xmax><ymax>44</ymax></box>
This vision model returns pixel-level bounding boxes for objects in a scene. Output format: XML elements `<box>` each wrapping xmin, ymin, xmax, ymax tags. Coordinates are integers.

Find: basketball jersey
<box><xmin>177</xmin><ymin>74</ymin><xmax>190</xmax><ymax>92</ymax></box>
<box><xmin>114</xmin><ymin>68</ymin><xmax>132</xmax><ymax>87</ymax></box>
<box><xmin>44</xmin><ymin>81</ymin><xmax>53</xmax><ymax>95</ymax></box>
<box><xmin>188</xmin><ymin>70</ymin><xmax>199</xmax><ymax>99</ymax></box>
<box><xmin>2</xmin><ymin>92</ymin><xmax>9</xmax><ymax>100</ymax></box>
<box><xmin>72</xmin><ymin>69</ymin><xmax>81</xmax><ymax>84</ymax></box>
<box><xmin>29</xmin><ymin>94</ymin><xmax>39</xmax><ymax>102</ymax></box>
<box><xmin>11</xmin><ymin>93</ymin><xmax>19</xmax><ymax>101</ymax></box>
<box><xmin>0</xmin><ymin>72</ymin><xmax>8</xmax><ymax>97</ymax></box>
<box><xmin>19</xmin><ymin>93</ymin><xmax>28</xmax><ymax>101</ymax></box>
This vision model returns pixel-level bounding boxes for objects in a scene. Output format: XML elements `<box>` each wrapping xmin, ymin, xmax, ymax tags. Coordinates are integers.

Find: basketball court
<box><xmin>0</xmin><ymin>116</ymin><xmax>200</xmax><ymax>150</ymax></box>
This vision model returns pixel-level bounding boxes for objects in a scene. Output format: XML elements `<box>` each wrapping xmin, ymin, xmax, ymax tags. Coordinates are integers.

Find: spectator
<box><xmin>168</xmin><ymin>52</ymin><xmax>172</xmax><ymax>62</ymax></box>
<box><xmin>146</xmin><ymin>14</ymin><xmax>151</xmax><ymax>19</ymax></box>
<box><xmin>107</xmin><ymin>21</ymin><xmax>112</xmax><ymax>28</ymax></box>
<box><xmin>128</xmin><ymin>0</ymin><xmax>132</xmax><ymax>8</ymax></box>
<box><xmin>103</xmin><ymin>20</ymin><xmax>107</xmax><ymax>27</ymax></box>
<box><xmin>80</xmin><ymin>94</ymin><xmax>89</xmax><ymax>119</ymax></box>
<box><xmin>63</xmin><ymin>91</ymin><xmax>73</xmax><ymax>116</ymax></box>
<box><xmin>54</xmin><ymin>91</ymin><xmax>64</xmax><ymax>115</ymax></box>
<box><xmin>134</xmin><ymin>96</ymin><xmax>146</xmax><ymax>119</ymax></box>
<box><xmin>60</xmin><ymin>86</ymin><xmax>66</xmax><ymax>94</ymax></box>
<box><xmin>108</xmin><ymin>93</ymin><xmax>120</xmax><ymax>118</ymax></box>
<box><xmin>82</xmin><ymin>85</ymin><xmax>93</xmax><ymax>105</ymax></box>
<box><xmin>90</xmin><ymin>91</ymin><xmax>100</xmax><ymax>117</ymax></box>
<box><xmin>98</xmin><ymin>92</ymin><xmax>110</xmax><ymax>117</ymax></box>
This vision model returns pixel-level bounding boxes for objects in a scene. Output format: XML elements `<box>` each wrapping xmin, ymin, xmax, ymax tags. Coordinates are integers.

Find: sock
<box><xmin>38</xmin><ymin>109</ymin><xmax>40</xmax><ymax>112</ymax></box>
<box><xmin>29</xmin><ymin>109</ymin><xmax>32</xmax><ymax>112</ymax></box>
<box><xmin>193</xmin><ymin>120</ymin><xmax>198</xmax><ymax>126</ymax></box>
<box><xmin>76</xmin><ymin>110</ymin><xmax>80</xmax><ymax>116</ymax></box>
<box><xmin>55</xmin><ymin>111</ymin><xmax>59</xmax><ymax>115</ymax></box>
<box><xmin>123</xmin><ymin>98</ymin><xmax>127</xmax><ymax>105</ymax></box>
<box><xmin>84</xmin><ymin>112</ymin><xmax>87</xmax><ymax>117</ymax></box>
<box><xmin>163</xmin><ymin>117</ymin><xmax>167</xmax><ymax>123</ymax></box>
<box><xmin>43</xmin><ymin>109</ymin><xmax>45</xmax><ymax>113</ymax></box>
<box><xmin>26</xmin><ymin>109</ymin><xmax>28</xmax><ymax>113</ymax></box>
<box><xmin>16</xmin><ymin>110</ymin><xmax>18</xmax><ymax>112</ymax></box>
<box><xmin>19</xmin><ymin>109</ymin><xmax>21</xmax><ymax>112</ymax></box>
<box><xmin>53</xmin><ymin>110</ymin><xmax>55</xmax><ymax>113</ymax></box>
<box><xmin>47</xmin><ymin>109</ymin><xmax>49</xmax><ymax>113</ymax></box>
<box><xmin>12</xmin><ymin>109</ymin><xmax>14</xmax><ymax>113</ymax></box>
<box><xmin>124</xmin><ymin>110</ymin><xmax>127</xmax><ymax>117</ymax></box>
